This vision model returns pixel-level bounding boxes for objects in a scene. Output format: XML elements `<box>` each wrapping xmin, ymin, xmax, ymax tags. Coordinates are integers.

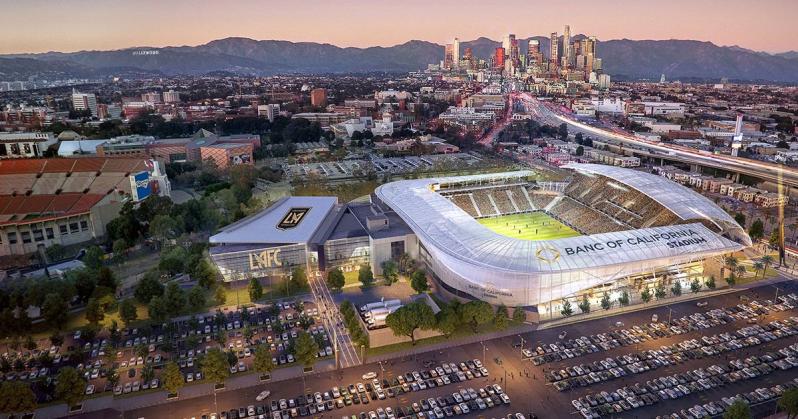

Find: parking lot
<box><xmin>0</xmin><ymin>298</ymin><xmax>335</xmax><ymax>404</ymax></box>
<box><xmin>88</xmin><ymin>280</ymin><xmax>798</xmax><ymax>419</ymax></box>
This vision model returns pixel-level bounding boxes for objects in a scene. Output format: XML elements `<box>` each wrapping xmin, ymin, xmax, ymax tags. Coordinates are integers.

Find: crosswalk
<box><xmin>308</xmin><ymin>273</ymin><xmax>362</xmax><ymax>367</ymax></box>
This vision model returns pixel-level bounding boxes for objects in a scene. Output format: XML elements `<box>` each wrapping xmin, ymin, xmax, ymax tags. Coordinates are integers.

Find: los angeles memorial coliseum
<box><xmin>210</xmin><ymin>163</ymin><xmax>751</xmax><ymax>317</ymax></box>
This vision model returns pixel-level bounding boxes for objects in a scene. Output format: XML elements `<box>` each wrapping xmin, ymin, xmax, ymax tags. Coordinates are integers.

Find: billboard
<box><xmin>129</xmin><ymin>170</ymin><xmax>152</xmax><ymax>201</ymax></box>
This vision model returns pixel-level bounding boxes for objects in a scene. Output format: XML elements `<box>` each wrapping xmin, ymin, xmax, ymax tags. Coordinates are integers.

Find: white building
<box><xmin>641</xmin><ymin>102</ymin><xmax>685</xmax><ymax>116</ymax></box>
<box><xmin>257</xmin><ymin>104</ymin><xmax>281</xmax><ymax>122</ymax></box>
<box><xmin>163</xmin><ymin>90</ymin><xmax>181</xmax><ymax>103</ymax></box>
<box><xmin>72</xmin><ymin>90</ymin><xmax>98</xmax><ymax>117</ymax></box>
<box><xmin>591</xmin><ymin>98</ymin><xmax>625</xmax><ymax>114</ymax></box>
<box><xmin>0</xmin><ymin>132</ymin><xmax>56</xmax><ymax>159</ymax></box>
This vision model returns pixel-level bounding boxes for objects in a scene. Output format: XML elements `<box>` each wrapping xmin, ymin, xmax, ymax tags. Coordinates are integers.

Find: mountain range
<box><xmin>2</xmin><ymin>36</ymin><xmax>798</xmax><ymax>83</ymax></box>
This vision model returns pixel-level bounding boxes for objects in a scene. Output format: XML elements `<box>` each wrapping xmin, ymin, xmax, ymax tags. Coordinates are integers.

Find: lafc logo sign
<box><xmin>277</xmin><ymin>208</ymin><xmax>310</xmax><ymax>229</ymax></box>
<box><xmin>249</xmin><ymin>249</ymin><xmax>281</xmax><ymax>269</ymax></box>
<box><xmin>535</xmin><ymin>243</ymin><xmax>561</xmax><ymax>264</ymax></box>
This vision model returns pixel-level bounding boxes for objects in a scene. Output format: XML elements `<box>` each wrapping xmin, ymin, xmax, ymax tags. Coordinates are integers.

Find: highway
<box><xmin>515</xmin><ymin>92</ymin><xmax>798</xmax><ymax>189</ymax></box>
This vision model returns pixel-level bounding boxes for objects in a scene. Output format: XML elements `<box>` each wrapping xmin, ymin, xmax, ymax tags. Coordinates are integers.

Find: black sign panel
<box><xmin>277</xmin><ymin>208</ymin><xmax>310</xmax><ymax>229</ymax></box>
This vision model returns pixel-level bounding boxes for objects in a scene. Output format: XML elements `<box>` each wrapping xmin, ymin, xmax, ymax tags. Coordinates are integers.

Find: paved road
<box><xmin>308</xmin><ymin>273</ymin><xmax>361</xmax><ymax>368</ymax></box>
<box><xmin>71</xmin><ymin>279</ymin><xmax>797</xmax><ymax>419</ymax></box>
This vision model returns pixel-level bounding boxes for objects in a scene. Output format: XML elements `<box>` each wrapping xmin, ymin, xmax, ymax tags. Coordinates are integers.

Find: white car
<box><xmin>256</xmin><ymin>390</ymin><xmax>272</xmax><ymax>401</ymax></box>
<box><xmin>85</xmin><ymin>384</ymin><xmax>95</xmax><ymax>395</ymax></box>
<box><xmin>362</xmin><ymin>372</ymin><xmax>377</xmax><ymax>380</ymax></box>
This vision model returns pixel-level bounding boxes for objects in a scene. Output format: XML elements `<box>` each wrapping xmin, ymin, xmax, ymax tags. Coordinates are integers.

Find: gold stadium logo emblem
<box><xmin>277</xmin><ymin>208</ymin><xmax>310</xmax><ymax>229</ymax></box>
<box><xmin>536</xmin><ymin>243</ymin><xmax>561</xmax><ymax>264</ymax></box>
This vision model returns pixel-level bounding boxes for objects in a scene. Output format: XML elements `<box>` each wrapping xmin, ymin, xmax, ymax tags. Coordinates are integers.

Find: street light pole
<box><xmin>480</xmin><ymin>341</ymin><xmax>487</xmax><ymax>365</ymax></box>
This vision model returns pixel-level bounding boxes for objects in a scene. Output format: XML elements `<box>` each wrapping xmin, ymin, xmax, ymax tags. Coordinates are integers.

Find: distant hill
<box><xmin>2</xmin><ymin>36</ymin><xmax>798</xmax><ymax>83</ymax></box>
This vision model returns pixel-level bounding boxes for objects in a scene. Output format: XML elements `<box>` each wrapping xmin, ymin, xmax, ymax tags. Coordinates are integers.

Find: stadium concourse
<box><xmin>375</xmin><ymin>164</ymin><xmax>752</xmax><ymax>317</ymax></box>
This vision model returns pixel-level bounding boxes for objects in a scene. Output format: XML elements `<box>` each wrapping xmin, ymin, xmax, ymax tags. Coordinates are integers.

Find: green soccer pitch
<box><xmin>477</xmin><ymin>212</ymin><xmax>581</xmax><ymax>241</ymax></box>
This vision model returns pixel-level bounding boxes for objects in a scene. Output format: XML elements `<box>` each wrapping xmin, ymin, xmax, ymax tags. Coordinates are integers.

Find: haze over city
<box><xmin>2</xmin><ymin>0</ymin><xmax>797</xmax><ymax>54</ymax></box>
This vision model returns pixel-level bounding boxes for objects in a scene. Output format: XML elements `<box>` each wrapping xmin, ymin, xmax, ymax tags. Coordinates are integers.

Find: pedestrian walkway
<box><xmin>308</xmin><ymin>273</ymin><xmax>360</xmax><ymax>367</ymax></box>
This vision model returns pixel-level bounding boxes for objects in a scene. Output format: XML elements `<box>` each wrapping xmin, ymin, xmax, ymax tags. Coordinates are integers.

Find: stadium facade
<box><xmin>209</xmin><ymin>164</ymin><xmax>750</xmax><ymax>313</ymax></box>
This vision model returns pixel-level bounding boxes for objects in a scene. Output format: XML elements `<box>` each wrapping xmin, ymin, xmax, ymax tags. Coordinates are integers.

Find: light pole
<box><xmin>479</xmin><ymin>341</ymin><xmax>487</xmax><ymax>365</ymax></box>
<box><xmin>517</xmin><ymin>335</ymin><xmax>526</xmax><ymax>352</ymax></box>
<box><xmin>667</xmin><ymin>307</ymin><xmax>674</xmax><ymax>325</ymax></box>
<box><xmin>773</xmin><ymin>285</ymin><xmax>782</xmax><ymax>303</ymax></box>
<box><xmin>378</xmin><ymin>361</ymin><xmax>385</xmax><ymax>381</ymax></box>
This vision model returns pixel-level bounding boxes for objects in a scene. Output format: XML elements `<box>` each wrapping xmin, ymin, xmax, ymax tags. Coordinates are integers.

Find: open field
<box><xmin>478</xmin><ymin>211</ymin><xmax>580</xmax><ymax>241</ymax></box>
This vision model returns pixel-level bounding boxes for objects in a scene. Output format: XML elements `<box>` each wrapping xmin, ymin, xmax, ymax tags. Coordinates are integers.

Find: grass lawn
<box><xmin>366</xmin><ymin>321</ymin><xmax>525</xmax><ymax>357</ymax></box>
<box><xmin>478</xmin><ymin>212</ymin><xmax>580</xmax><ymax>241</ymax></box>
<box><xmin>343</xmin><ymin>271</ymin><xmax>361</xmax><ymax>286</ymax></box>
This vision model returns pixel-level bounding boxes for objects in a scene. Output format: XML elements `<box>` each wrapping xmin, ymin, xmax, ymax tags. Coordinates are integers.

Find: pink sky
<box><xmin>3</xmin><ymin>0</ymin><xmax>796</xmax><ymax>54</ymax></box>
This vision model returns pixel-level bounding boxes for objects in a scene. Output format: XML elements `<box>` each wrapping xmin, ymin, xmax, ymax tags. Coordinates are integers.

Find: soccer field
<box><xmin>477</xmin><ymin>212</ymin><xmax>581</xmax><ymax>241</ymax></box>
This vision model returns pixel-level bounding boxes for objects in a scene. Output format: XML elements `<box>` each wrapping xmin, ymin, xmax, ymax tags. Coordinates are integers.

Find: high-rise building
<box><xmin>311</xmin><ymin>88</ymin><xmax>328</xmax><ymax>107</ymax></box>
<box><xmin>509</xmin><ymin>36</ymin><xmax>520</xmax><ymax>65</ymax></box>
<box><xmin>257</xmin><ymin>104</ymin><xmax>281</xmax><ymax>122</ymax></box>
<box><xmin>444</xmin><ymin>43</ymin><xmax>454</xmax><ymax>69</ymax></box>
<box><xmin>452</xmin><ymin>38</ymin><xmax>460</xmax><ymax>69</ymax></box>
<box><xmin>549</xmin><ymin>32</ymin><xmax>559</xmax><ymax>68</ymax></box>
<box><xmin>71</xmin><ymin>89</ymin><xmax>98</xmax><ymax>117</ymax></box>
<box><xmin>502</xmin><ymin>35</ymin><xmax>512</xmax><ymax>55</ymax></box>
<box><xmin>598</xmin><ymin>74</ymin><xmax>611</xmax><ymax>89</ymax></box>
<box><xmin>163</xmin><ymin>90</ymin><xmax>181</xmax><ymax>103</ymax></box>
<box><xmin>561</xmin><ymin>25</ymin><xmax>571</xmax><ymax>69</ymax></box>
<box><xmin>494</xmin><ymin>47</ymin><xmax>506</xmax><ymax>70</ymax></box>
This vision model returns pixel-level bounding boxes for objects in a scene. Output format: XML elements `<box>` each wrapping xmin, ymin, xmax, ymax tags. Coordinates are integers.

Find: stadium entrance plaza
<box><xmin>114</xmin><ymin>279</ymin><xmax>798</xmax><ymax>419</ymax></box>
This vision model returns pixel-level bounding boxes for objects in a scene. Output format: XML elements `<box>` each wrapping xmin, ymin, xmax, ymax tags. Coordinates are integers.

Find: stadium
<box><xmin>374</xmin><ymin>163</ymin><xmax>751</xmax><ymax>314</ymax></box>
<box><xmin>209</xmin><ymin>163</ymin><xmax>750</xmax><ymax>318</ymax></box>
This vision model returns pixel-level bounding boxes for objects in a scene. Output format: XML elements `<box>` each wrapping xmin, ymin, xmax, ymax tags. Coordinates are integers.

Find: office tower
<box><xmin>561</xmin><ymin>25</ymin><xmax>571</xmax><ymax>69</ymax></box>
<box><xmin>549</xmin><ymin>32</ymin><xmax>559</xmax><ymax>68</ymax></box>
<box><xmin>463</xmin><ymin>47</ymin><xmax>474</xmax><ymax>70</ymax></box>
<box><xmin>71</xmin><ymin>89</ymin><xmax>98</xmax><ymax>117</ymax></box>
<box><xmin>163</xmin><ymin>90</ymin><xmax>180</xmax><ymax>103</ymax></box>
<box><xmin>310</xmin><ymin>88</ymin><xmax>327</xmax><ymax>107</ymax></box>
<box><xmin>494</xmin><ymin>47</ymin><xmax>505</xmax><ymax>70</ymax></box>
<box><xmin>598</xmin><ymin>74</ymin><xmax>611</xmax><ymax>89</ymax></box>
<box><xmin>257</xmin><ymin>104</ymin><xmax>280</xmax><ymax>122</ymax></box>
<box><xmin>453</xmin><ymin>38</ymin><xmax>460</xmax><ymax>69</ymax></box>
<box><xmin>502</xmin><ymin>35</ymin><xmax>512</xmax><ymax>55</ymax></box>
<box><xmin>509</xmin><ymin>36</ymin><xmax>520</xmax><ymax>65</ymax></box>
<box><xmin>444</xmin><ymin>43</ymin><xmax>454</xmax><ymax>69</ymax></box>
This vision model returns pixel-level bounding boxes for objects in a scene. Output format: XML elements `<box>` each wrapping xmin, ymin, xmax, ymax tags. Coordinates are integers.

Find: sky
<box><xmin>1</xmin><ymin>0</ymin><xmax>796</xmax><ymax>54</ymax></box>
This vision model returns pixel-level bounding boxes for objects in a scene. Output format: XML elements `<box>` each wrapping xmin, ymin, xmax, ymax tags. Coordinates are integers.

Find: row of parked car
<box><xmin>656</xmin><ymin>377</ymin><xmax>798</xmax><ymax>419</ymax></box>
<box><xmin>206</xmin><ymin>359</ymin><xmax>489</xmax><ymax>419</ymax></box>
<box><xmin>528</xmin><ymin>294</ymin><xmax>798</xmax><ymax>365</ymax></box>
<box><xmin>572</xmin><ymin>341</ymin><xmax>798</xmax><ymax>418</ymax></box>
<box><xmin>361</xmin><ymin>384</ymin><xmax>511</xmax><ymax>419</ymax></box>
<box><xmin>547</xmin><ymin>316</ymin><xmax>798</xmax><ymax>391</ymax></box>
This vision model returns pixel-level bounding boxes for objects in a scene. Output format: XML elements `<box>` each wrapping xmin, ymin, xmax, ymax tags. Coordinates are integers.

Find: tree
<box><xmin>494</xmin><ymin>304</ymin><xmax>509</xmax><ymax>330</ymax></box>
<box><xmin>618</xmin><ymin>290</ymin><xmax>630</xmax><ymax>306</ymax></box>
<box><xmin>578</xmin><ymin>295</ymin><xmax>591</xmax><ymax>313</ymax></box>
<box><xmin>641</xmin><ymin>288</ymin><xmax>652</xmax><ymax>303</ymax></box>
<box><xmin>381</xmin><ymin>260</ymin><xmax>399</xmax><ymax>286</ymax></box>
<box><xmin>723</xmin><ymin>399</ymin><xmax>751</xmax><ymax>419</ymax></box>
<box><xmin>0</xmin><ymin>381</ymin><xmax>37</xmax><ymax>414</ymax></box>
<box><xmin>214</xmin><ymin>286</ymin><xmax>227</xmax><ymax>305</ymax></box>
<box><xmin>42</xmin><ymin>293</ymin><xmax>69</xmax><ymax>330</ymax></box>
<box><xmin>734</xmin><ymin>212</ymin><xmax>746</xmax><ymax>227</ymax></box>
<box><xmin>398</xmin><ymin>253</ymin><xmax>415</xmax><ymax>274</ymax></box>
<box><xmin>326</xmin><ymin>268</ymin><xmax>345</xmax><ymax>290</ymax></box>
<box><xmin>671</xmin><ymin>281</ymin><xmax>682</xmax><ymax>297</ymax></box>
<box><xmin>83</xmin><ymin>246</ymin><xmax>104</xmax><ymax>270</ymax></box>
<box><xmin>134</xmin><ymin>272</ymin><xmax>164</xmax><ymax>304</ymax></box>
<box><xmin>248</xmin><ymin>278</ymin><xmax>263</xmax><ymax>301</ymax></box>
<box><xmin>253</xmin><ymin>344</ymin><xmax>275</xmax><ymax>377</ymax></box>
<box><xmin>557</xmin><ymin>123</ymin><xmax>568</xmax><ymax>140</ymax></box>
<box><xmin>159</xmin><ymin>246</ymin><xmax>188</xmax><ymax>275</ymax></box>
<box><xmin>778</xmin><ymin>387</ymin><xmax>798</xmax><ymax>419</ymax></box>
<box><xmin>575</xmin><ymin>145</ymin><xmax>584</xmax><ymax>156</ymax></box>
<box><xmin>560</xmin><ymin>300</ymin><xmax>573</xmax><ymax>316</ymax></box>
<box><xmin>749</xmin><ymin>219</ymin><xmax>765</xmax><ymax>241</ymax></box>
<box><xmin>294</xmin><ymin>331</ymin><xmax>320</xmax><ymax>368</ymax></box>
<box><xmin>163</xmin><ymin>282</ymin><xmax>187</xmax><ymax>316</ymax></box>
<box><xmin>735</xmin><ymin>265</ymin><xmax>747</xmax><ymax>282</ymax></box>
<box><xmin>761</xmin><ymin>254</ymin><xmax>775</xmax><ymax>274</ymax></box>
<box><xmin>705</xmin><ymin>276</ymin><xmax>716</xmax><ymax>289</ymax></box>
<box><xmin>112</xmin><ymin>239</ymin><xmax>128</xmax><ymax>263</ymax></box>
<box><xmin>85</xmin><ymin>297</ymin><xmax>104</xmax><ymax>325</ymax></box>
<box><xmin>512</xmin><ymin>306</ymin><xmax>526</xmax><ymax>323</ymax></box>
<box><xmin>149</xmin><ymin>214</ymin><xmax>182</xmax><ymax>247</ymax></box>
<box><xmin>654</xmin><ymin>283</ymin><xmax>667</xmax><ymax>300</ymax></box>
<box><xmin>752</xmin><ymin>261</ymin><xmax>765</xmax><ymax>279</ymax></box>
<box><xmin>55</xmin><ymin>367</ymin><xmax>86</xmax><ymax>407</ymax></box>
<box><xmin>410</xmin><ymin>270</ymin><xmax>429</xmax><ymax>293</ymax></box>
<box><xmin>460</xmin><ymin>301</ymin><xmax>494</xmax><ymax>333</ymax></box>
<box><xmin>201</xmin><ymin>348</ymin><xmax>230</xmax><ymax>385</ymax></box>
<box><xmin>187</xmin><ymin>286</ymin><xmax>206</xmax><ymax>311</ymax></box>
<box><xmin>385</xmin><ymin>302</ymin><xmax>436</xmax><ymax>344</ymax></box>
<box><xmin>162</xmin><ymin>361</ymin><xmax>184</xmax><ymax>395</ymax></box>
<box><xmin>45</xmin><ymin>243</ymin><xmax>66</xmax><ymax>262</ymax></box>
<box><xmin>147</xmin><ymin>295</ymin><xmax>170</xmax><ymax>323</ymax></box>
<box><xmin>690</xmin><ymin>279</ymin><xmax>702</xmax><ymax>294</ymax></box>
<box><xmin>435</xmin><ymin>308</ymin><xmax>460</xmax><ymax>338</ymax></box>
<box><xmin>358</xmin><ymin>264</ymin><xmax>374</xmax><ymax>287</ymax></box>
<box><xmin>50</xmin><ymin>332</ymin><xmax>64</xmax><ymax>347</ymax></box>
<box><xmin>290</xmin><ymin>266</ymin><xmax>308</xmax><ymax>291</ymax></box>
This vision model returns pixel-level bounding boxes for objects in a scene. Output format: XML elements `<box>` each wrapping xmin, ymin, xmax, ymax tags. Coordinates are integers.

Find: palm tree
<box><xmin>735</xmin><ymin>265</ymin><xmax>747</xmax><ymax>282</ymax></box>
<box><xmin>761</xmin><ymin>254</ymin><xmax>774</xmax><ymax>275</ymax></box>
<box><xmin>753</xmin><ymin>261</ymin><xmax>765</xmax><ymax>279</ymax></box>
<box><xmin>723</xmin><ymin>256</ymin><xmax>738</xmax><ymax>281</ymax></box>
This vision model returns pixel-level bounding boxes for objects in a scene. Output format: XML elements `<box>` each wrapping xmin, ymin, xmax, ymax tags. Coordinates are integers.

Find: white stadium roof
<box><xmin>375</xmin><ymin>167</ymin><xmax>746</xmax><ymax>274</ymax></box>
